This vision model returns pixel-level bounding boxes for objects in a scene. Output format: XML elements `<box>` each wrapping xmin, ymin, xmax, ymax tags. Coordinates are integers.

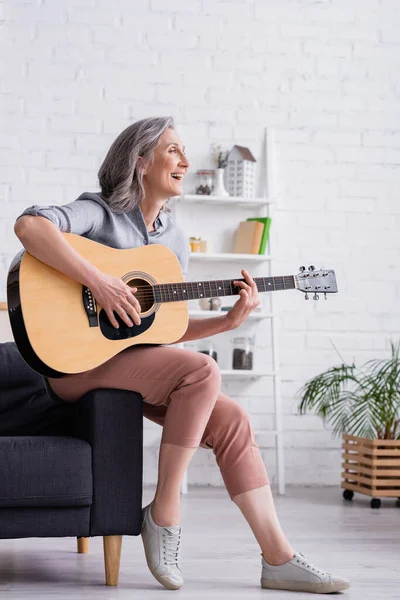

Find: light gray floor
<box><xmin>0</xmin><ymin>486</ymin><xmax>398</xmax><ymax>599</ymax></box>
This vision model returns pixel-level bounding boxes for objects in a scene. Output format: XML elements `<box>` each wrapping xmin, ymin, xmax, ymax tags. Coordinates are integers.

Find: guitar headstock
<box><xmin>295</xmin><ymin>266</ymin><xmax>338</xmax><ymax>300</ymax></box>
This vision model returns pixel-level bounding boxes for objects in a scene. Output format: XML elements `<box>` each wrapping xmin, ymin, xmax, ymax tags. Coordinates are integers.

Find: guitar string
<box><xmin>124</xmin><ymin>285</ymin><xmax>295</xmax><ymax>297</ymax></box>
<box><xmin>119</xmin><ymin>277</ymin><xmax>295</xmax><ymax>295</ymax></box>
<box><xmin>119</xmin><ymin>277</ymin><xmax>296</xmax><ymax>292</ymax></box>
<box><xmin>119</xmin><ymin>276</ymin><xmax>295</xmax><ymax>290</ymax></box>
<box><xmin>117</xmin><ymin>278</ymin><xmax>296</xmax><ymax>302</ymax></box>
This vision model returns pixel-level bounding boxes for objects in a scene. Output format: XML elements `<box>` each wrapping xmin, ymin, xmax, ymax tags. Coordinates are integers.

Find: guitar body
<box><xmin>7</xmin><ymin>234</ymin><xmax>188</xmax><ymax>376</ymax></box>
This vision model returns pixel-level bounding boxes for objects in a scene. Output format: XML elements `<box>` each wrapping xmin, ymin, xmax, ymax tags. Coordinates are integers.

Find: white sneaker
<box><xmin>261</xmin><ymin>551</ymin><xmax>350</xmax><ymax>594</ymax></box>
<box><xmin>141</xmin><ymin>502</ymin><xmax>184</xmax><ymax>590</ymax></box>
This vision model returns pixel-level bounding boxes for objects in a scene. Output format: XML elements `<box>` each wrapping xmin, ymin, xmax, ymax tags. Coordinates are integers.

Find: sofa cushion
<box><xmin>0</xmin><ymin>436</ymin><xmax>93</xmax><ymax>508</ymax></box>
<box><xmin>0</xmin><ymin>342</ymin><xmax>43</xmax><ymax>392</ymax></box>
<box><xmin>0</xmin><ymin>342</ymin><xmax>75</xmax><ymax>436</ymax></box>
<box><xmin>0</xmin><ymin>341</ymin><xmax>45</xmax><ymax>423</ymax></box>
<box><xmin>0</xmin><ymin>388</ymin><xmax>75</xmax><ymax>437</ymax></box>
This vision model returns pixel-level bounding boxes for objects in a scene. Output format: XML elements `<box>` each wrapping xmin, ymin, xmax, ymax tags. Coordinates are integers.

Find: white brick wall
<box><xmin>1</xmin><ymin>0</ymin><xmax>399</xmax><ymax>488</ymax></box>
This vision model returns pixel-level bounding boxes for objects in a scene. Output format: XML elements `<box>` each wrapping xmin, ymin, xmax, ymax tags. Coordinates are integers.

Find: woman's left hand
<box><xmin>225</xmin><ymin>269</ymin><xmax>261</xmax><ymax>330</ymax></box>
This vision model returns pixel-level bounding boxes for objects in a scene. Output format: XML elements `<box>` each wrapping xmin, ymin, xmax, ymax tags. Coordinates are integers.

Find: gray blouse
<box><xmin>17</xmin><ymin>191</ymin><xmax>190</xmax><ymax>275</ymax></box>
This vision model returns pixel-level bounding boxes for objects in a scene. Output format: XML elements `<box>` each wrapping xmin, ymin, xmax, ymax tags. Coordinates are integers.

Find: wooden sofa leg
<box><xmin>77</xmin><ymin>537</ymin><xmax>90</xmax><ymax>554</ymax></box>
<box><xmin>103</xmin><ymin>535</ymin><xmax>123</xmax><ymax>586</ymax></box>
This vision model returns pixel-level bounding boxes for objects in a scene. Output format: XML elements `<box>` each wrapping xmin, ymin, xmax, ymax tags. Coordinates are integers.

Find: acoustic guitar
<box><xmin>7</xmin><ymin>233</ymin><xmax>338</xmax><ymax>377</ymax></box>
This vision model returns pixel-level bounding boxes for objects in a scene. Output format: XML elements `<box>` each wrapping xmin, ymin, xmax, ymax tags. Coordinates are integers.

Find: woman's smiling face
<box><xmin>142</xmin><ymin>128</ymin><xmax>190</xmax><ymax>198</ymax></box>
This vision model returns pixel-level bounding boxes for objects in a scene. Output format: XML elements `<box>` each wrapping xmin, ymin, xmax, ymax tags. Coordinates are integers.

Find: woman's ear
<box><xmin>137</xmin><ymin>156</ymin><xmax>147</xmax><ymax>176</ymax></box>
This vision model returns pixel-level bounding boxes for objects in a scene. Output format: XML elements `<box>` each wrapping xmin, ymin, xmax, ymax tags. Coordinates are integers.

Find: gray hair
<box><xmin>98</xmin><ymin>116</ymin><xmax>175</xmax><ymax>213</ymax></box>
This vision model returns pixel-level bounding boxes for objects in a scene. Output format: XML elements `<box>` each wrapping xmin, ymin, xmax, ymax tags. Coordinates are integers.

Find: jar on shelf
<box><xmin>198</xmin><ymin>297</ymin><xmax>222</xmax><ymax>311</ymax></box>
<box><xmin>195</xmin><ymin>169</ymin><xmax>214</xmax><ymax>195</ymax></box>
<box><xmin>232</xmin><ymin>336</ymin><xmax>254</xmax><ymax>370</ymax></box>
<box><xmin>198</xmin><ymin>341</ymin><xmax>218</xmax><ymax>363</ymax></box>
<box><xmin>189</xmin><ymin>236</ymin><xmax>202</xmax><ymax>252</ymax></box>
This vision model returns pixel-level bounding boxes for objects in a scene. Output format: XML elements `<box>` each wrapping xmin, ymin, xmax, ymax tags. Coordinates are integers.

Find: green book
<box><xmin>246</xmin><ymin>217</ymin><xmax>272</xmax><ymax>254</ymax></box>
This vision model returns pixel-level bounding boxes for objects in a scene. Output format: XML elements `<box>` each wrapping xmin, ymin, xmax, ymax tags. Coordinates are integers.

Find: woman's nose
<box><xmin>180</xmin><ymin>154</ymin><xmax>190</xmax><ymax>169</ymax></box>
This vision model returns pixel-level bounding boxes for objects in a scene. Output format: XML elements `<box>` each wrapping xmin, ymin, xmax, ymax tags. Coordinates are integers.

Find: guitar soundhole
<box><xmin>99</xmin><ymin>275</ymin><xmax>158</xmax><ymax>341</ymax></box>
<box><xmin>127</xmin><ymin>278</ymin><xmax>154</xmax><ymax>313</ymax></box>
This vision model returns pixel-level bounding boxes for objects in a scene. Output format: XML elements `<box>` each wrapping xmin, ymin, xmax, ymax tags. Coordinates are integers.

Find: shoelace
<box><xmin>297</xmin><ymin>552</ymin><xmax>330</xmax><ymax>576</ymax></box>
<box><xmin>162</xmin><ymin>527</ymin><xmax>181</xmax><ymax>566</ymax></box>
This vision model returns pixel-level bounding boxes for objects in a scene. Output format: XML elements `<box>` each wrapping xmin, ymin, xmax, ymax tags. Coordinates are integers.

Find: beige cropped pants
<box><xmin>48</xmin><ymin>345</ymin><xmax>269</xmax><ymax>500</ymax></box>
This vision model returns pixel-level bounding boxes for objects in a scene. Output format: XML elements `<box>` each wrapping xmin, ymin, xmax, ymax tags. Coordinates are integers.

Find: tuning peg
<box><xmin>313</xmin><ymin>293</ymin><xmax>319</xmax><ymax>301</ymax></box>
<box><xmin>299</xmin><ymin>266</ymin><xmax>306</xmax><ymax>272</ymax></box>
<box><xmin>308</xmin><ymin>265</ymin><xmax>315</xmax><ymax>271</ymax></box>
<box><xmin>305</xmin><ymin>293</ymin><xmax>309</xmax><ymax>300</ymax></box>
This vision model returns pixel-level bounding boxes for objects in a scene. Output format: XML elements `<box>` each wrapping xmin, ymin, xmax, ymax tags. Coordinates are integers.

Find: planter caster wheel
<box><xmin>371</xmin><ymin>498</ymin><xmax>381</xmax><ymax>509</ymax></box>
<box><xmin>343</xmin><ymin>490</ymin><xmax>354</xmax><ymax>501</ymax></box>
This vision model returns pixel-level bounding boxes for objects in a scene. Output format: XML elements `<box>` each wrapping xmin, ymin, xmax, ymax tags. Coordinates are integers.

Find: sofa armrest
<box><xmin>74</xmin><ymin>388</ymin><xmax>143</xmax><ymax>537</ymax></box>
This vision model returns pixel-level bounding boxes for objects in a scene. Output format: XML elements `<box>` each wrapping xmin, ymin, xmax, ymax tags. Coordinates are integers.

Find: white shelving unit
<box><xmin>174</xmin><ymin>128</ymin><xmax>285</xmax><ymax>496</ymax></box>
<box><xmin>189</xmin><ymin>252</ymin><xmax>272</xmax><ymax>262</ymax></box>
<box><xmin>219</xmin><ymin>369</ymin><xmax>277</xmax><ymax>379</ymax></box>
<box><xmin>188</xmin><ymin>309</ymin><xmax>272</xmax><ymax>320</ymax></box>
<box><xmin>181</xmin><ymin>194</ymin><xmax>272</xmax><ymax>208</ymax></box>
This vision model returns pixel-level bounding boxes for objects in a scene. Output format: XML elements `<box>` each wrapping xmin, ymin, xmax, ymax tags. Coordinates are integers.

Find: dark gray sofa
<box><xmin>0</xmin><ymin>341</ymin><xmax>143</xmax><ymax>585</ymax></box>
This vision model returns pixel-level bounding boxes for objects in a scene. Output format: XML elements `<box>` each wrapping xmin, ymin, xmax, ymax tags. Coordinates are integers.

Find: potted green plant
<box><xmin>297</xmin><ymin>341</ymin><xmax>400</xmax><ymax>509</ymax></box>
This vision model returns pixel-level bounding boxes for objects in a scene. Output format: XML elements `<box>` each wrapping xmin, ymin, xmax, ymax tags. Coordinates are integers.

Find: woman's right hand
<box><xmin>89</xmin><ymin>272</ymin><xmax>141</xmax><ymax>329</ymax></box>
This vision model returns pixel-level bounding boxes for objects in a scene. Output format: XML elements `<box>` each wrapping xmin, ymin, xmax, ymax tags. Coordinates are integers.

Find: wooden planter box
<box><xmin>341</xmin><ymin>434</ymin><xmax>400</xmax><ymax>508</ymax></box>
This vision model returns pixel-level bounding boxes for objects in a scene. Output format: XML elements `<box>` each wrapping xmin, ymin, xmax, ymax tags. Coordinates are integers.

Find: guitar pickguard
<box><xmin>99</xmin><ymin>309</ymin><xmax>155</xmax><ymax>340</ymax></box>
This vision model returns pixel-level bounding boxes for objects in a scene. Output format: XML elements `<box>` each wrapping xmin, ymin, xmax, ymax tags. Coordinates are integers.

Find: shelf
<box><xmin>253</xmin><ymin>429</ymin><xmax>279</xmax><ymax>437</ymax></box>
<box><xmin>190</xmin><ymin>252</ymin><xmax>272</xmax><ymax>262</ymax></box>
<box><xmin>188</xmin><ymin>309</ymin><xmax>273</xmax><ymax>320</ymax></box>
<box><xmin>176</xmin><ymin>194</ymin><xmax>272</xmax><ymax>207</ymax></box>
<box><xmin>220</xmin><ymin>369</ymin><xmax>276</xmax><ymax>379</ymax></box>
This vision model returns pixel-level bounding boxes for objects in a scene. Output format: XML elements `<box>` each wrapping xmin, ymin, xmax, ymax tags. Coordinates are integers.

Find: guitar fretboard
<box><xmin>153</xmin><ymin>276</ymin><xmax>295</xmax><ymax>303</ymax></box>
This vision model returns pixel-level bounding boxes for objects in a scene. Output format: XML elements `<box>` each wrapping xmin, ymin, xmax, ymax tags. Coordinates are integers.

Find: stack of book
<box><xmin>233</xmin><ymin>217</ymin><xmax>271</xmax><ymax>254</ymax></box>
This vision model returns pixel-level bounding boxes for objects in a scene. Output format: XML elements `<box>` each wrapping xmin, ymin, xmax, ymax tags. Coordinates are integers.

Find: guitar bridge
<box><xmin>82</xmin><ymin>286</ymin><xmax>98</xmax><ymax>327</ymax></box>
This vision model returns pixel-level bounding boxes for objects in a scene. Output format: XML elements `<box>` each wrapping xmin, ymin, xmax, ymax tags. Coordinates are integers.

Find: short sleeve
<box><xmin>16</xmin><ymin>200</ymin><xmax>105</xmax><ymax>236</ymax></box>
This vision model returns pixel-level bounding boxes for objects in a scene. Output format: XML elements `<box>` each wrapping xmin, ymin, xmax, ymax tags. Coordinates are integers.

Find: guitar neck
<box><xmin>153</xmin><ymin>276</ymin><xmax>295</xmax><ymax>303</ymax></box>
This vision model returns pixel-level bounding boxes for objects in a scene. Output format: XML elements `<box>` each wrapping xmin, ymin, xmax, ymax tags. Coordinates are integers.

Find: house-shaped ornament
<box><xmin>226</xmin><ymin>145</ymin><xmax>256</xmax><ymax>197</ymax></box>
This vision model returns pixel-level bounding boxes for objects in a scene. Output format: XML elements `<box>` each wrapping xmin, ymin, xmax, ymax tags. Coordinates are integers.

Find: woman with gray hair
<box><xmin>14</xmin><ymin>117</ymin><xmax>350</xmax><ymax>595</ymax></box>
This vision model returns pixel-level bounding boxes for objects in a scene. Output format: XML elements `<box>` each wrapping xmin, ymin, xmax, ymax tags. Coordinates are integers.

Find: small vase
<box><xmin>211</xmin><ymin>167</ymin><xmax>229</xmax><ymax>197</ymax></box>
